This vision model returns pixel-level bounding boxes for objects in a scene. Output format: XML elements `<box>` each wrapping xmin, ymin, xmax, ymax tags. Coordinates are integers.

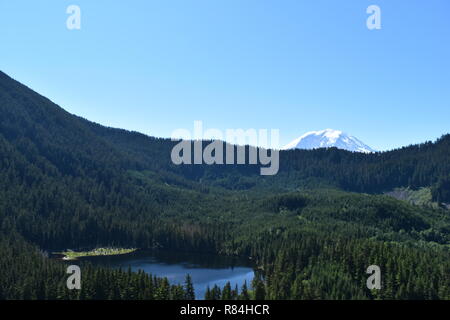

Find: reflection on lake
<box><xmin>81</xmin><ymin>250</ymin><xmax>255</xmax><ymax>299</ymax></box>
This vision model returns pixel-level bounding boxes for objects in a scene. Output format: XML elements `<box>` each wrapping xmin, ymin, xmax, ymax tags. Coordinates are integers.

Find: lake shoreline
<box><xmin>78</xmin><ymin>249</ymin><xmax>255</xmax><ymax>300</ymax></box>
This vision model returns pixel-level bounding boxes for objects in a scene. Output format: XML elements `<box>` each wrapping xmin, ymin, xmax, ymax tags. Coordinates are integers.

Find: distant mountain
<box><xmin>1</xmin><ymin>70</ymin><xmax>450</xmax><ymax>300</ymax></box>
<box><xmin>283</xmin><ymin>129</ymin><xmax>376</xmax><ymax>153</ymax></box>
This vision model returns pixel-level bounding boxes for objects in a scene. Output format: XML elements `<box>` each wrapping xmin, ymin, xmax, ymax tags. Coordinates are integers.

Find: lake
<box><xmin>80</xmin><ymin>250</ymin><xmax>255</xmax><ymax>299</ymax></box>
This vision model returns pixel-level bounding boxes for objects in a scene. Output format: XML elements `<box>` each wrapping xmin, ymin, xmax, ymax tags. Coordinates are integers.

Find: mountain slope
<box><xmin>1</xmin><ymin>70</ymin><xmax>450</xmax><ymax>300</ymax></box>
<box><xmin>283</xmin><ymin>129</ymin><xmax>376</xmax><ymax>153</ymax></box>
<box><xmin>1</xmin><ymin>70</ymin><xmax>450</xmax><ymax>197</ymax></box>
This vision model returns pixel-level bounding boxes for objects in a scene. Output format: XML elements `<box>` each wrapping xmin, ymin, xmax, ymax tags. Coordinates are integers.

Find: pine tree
<box><xmin>240</xmin><ymin>281</ymin><xmax>250</xmax><ymax>300</ymax></box>
<box><xmin>184</xmin><ymin>274</ymin><xmax>195</xmax><ymax>300</ymax></box>
<box><xmin>204</xmin><ymin>286</ymin><xmax>212</xmax><ymax>300</ymax></box>
<box><xmin>252</xmin><ymin>278</ymin><xmax>266</xmax><ymax>300</ymax></box>
<box><xmin>222</xmin><ymin>282</ymin><xmax>232</xmax><ymax>300</ymax></box>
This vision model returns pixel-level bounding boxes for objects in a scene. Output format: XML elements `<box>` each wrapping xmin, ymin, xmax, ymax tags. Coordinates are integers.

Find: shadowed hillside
<box><xmin>0</xmin><ymin>71</ymin><xmax>449</xmax><ymax>300</ymax></box>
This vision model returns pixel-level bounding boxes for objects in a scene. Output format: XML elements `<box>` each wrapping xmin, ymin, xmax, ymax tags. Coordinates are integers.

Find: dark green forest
<box><xmin>0</xmin><ymin>70</ymin><xmax>449</xmax><ymax>300</ymax></box>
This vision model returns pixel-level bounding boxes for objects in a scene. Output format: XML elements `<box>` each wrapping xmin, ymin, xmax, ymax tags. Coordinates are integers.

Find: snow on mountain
<box><xmin>283</xmin><ymin>129</ymin><xmax>376</xmax><ymax>153</ymax></box>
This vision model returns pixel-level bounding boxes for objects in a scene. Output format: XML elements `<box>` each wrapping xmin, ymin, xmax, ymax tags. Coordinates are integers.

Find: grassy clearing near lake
<box><xmin>57</xmin><ymin>247</ymin><xmax>137</xmax><ymax>260</ymax></box>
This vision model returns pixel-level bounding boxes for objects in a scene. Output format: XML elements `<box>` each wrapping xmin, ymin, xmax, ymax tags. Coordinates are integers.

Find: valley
<box><xmin>0</xmin><ymin>70</ymin><xmax>449</xmax><ymax>300</ymax></box>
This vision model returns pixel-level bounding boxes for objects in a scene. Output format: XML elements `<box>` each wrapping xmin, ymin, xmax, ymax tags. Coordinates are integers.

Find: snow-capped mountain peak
<box><xmin>283</xmin><ymin>129</ymin><xmax>376</xmax><ymax>153</ymax></box>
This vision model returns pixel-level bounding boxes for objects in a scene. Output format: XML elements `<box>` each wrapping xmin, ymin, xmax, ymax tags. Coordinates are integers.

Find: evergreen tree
<box><xmin>184</xmin><ymin>274</ymin><xmax>195</xmax><ymax>300</ymax></box>
<box><xmin>222</xmin><ymin>282</ymin><xmax>232</xmax><ymax>300</ymax></box>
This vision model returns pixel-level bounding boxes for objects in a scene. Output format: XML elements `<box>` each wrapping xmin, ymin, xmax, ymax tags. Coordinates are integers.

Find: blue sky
<box><xmin>0</xmin><ymin>0</ymin><xmax>449</xmax><ymax>150</ymax></box>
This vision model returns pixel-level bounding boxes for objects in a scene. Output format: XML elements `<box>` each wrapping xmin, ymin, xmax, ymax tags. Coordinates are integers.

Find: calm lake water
<box><xmin>80</xmin><ymin>250</ymin><xmax>255</xmax><ymax>299</ymax></box>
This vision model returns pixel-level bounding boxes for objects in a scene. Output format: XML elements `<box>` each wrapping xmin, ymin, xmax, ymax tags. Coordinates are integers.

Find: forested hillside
<box><xmin>0</xmin><ymin>70</ymin><xmax>449</xmax><ymax>300</ymax></box>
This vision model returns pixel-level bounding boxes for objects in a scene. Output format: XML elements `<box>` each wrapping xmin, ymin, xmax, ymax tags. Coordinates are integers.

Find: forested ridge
<box><xmin>0</xmin><ymin>70</ymin><xmax>449</xmax><ymax>300</ymax></box>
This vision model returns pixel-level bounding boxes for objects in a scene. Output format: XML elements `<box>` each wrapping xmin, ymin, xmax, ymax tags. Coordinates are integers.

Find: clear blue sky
<box><xmin>0</xmin><ymin>0</ymin><xmax>449</xmax><ymax>150</ymax></box>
